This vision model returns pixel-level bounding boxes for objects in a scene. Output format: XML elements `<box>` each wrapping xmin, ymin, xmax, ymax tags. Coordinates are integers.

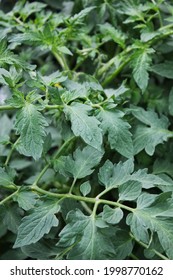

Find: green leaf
<box><xmin>13</xmin><ymin>189</ymin><xmax>39</xmax><ymax>211</ymax></box>
<box><xmin>151</xmin><ymin>61</ymin><xmax>173</xmax><ymax>79</ymax></box>
<box><xmin>80</xmin><ymin>181</ymin><xmax>91</xmax><ymax>196</ymax></box>
<box><xmin>64</xmin><ymin>103</ymin><xmax>102</xmax><ymax>150</ymax></box>
<box><xmin>54</xmin><ymin>145</ymin><xmax>103</xmax><ymax>179</ymax></box>
<box><xmin>99</xmin><ymin>158</ymin><xmax>171</xmax><ymax>190</ymax></box>
<box><xmin>13</xmin><ymin>201</ymin><xmax>60</xmax><ymax>248</ymax></box>
<box><xmin>15</xmin><ymin>103</ymin><xmax>48</xmax><ymax>160</ymax></box>
<box><xmin>119</xmin><ymin>181</ymin><xmax>142</xmax><ymax>201</ymax></box>
<box><xmin>102</xmin><ymin>205</ymin><xmax>124</xmax><ymax>224</ymax></box>
<box><xmin>98</xmin><ymin>110</ymin><xmax>133</xmax><ymax>158</ymax></box>
<box><xmin>56</xmin><ymin>209</ymin><xmax>118</xmax><ymax>259</ymax></box>
<box><xmin>99</xmin><ymin>23</ymin><xmax>126</xmax><ymax>48</ymax></box>
<box><xmin>98</xmin><ymin>159</ymin><xmax>134</xmax><ymax>188</ymax></box>
<box><xmin>131</xmin><ymin>48</ymin><xmax>154</xmax><ymax>92</ymax></box>
<box><xmin>127</xmin><ymin>192</ymin><xmax>173</xmax><ymax>258</ymax></box>
<box><xmin>132</xmin><ymin>106</ymin><xmax>172</xmax><ymax>155</ymax></box>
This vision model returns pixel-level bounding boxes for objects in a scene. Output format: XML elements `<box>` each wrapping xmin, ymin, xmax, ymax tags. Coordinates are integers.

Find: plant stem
<box><xmin>0</xmin><ymin>190</ymin><xmax>18</xmax><ymax>206</ymax></box>
<box><xmin>52</xmin><ymin>51</ymin><xmax>70</xmax><ymax>72</ymax></box>
<box><xmin>69</xmin><ymin>178</ymin><xmax>77</xmax><ymax>194</ymax></box>
<box><xmin>130</xmin><ymin>233</ymin><xmax>169</xmax><ymax>260</ymax></box>
<box><xmin>33</xmin><ymin>136</ymin><xmax>76</xmax><ymax>185</ymax></box>
<box><xmin>4</xmin><ymin>137</ymin><xmax>20</xmax><ymax>167</ymax></box>
<box><xmin>31</xmin><ymin>185</ymin><xmax>135</xmax><ymax>212</ymax></box>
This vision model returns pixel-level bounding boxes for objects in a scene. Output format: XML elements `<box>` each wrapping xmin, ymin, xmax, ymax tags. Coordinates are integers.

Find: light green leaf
<box><xmin>13</xmin><ymin>201</ymin><xmax>60</xmax><ymax>248</ymax></box>
<box><xmin>15</xmin><ymin>103</ymin><xmax>48</xmax><ymax>160</ymax></box>
<box><xmin>132</xmin><ymin>107</ymin><xmax>172</xmax><ymax>155</ymax></box>
<box><xmin>64</xmin><ymin>103</ymin><xmax>102</xmax><ymax>150</ymax></box>
<box><xmin>98</xmin><ymin>110</ymin><xmax>133</xmax><ymax>158</ymax></box>
<box><xmin>80</xmin><ymin>181</ymin><xmax>91</xmax><ymax>196</ymax></box>
<box><xmin>54</xmin><ymin>145</ymin><xmax>103</xmax><ymax>179</ymax></box>
<box><xmin>102</xmin><ymin>205</ymin><xmax>124</xmax><ymax>224</ymax></box>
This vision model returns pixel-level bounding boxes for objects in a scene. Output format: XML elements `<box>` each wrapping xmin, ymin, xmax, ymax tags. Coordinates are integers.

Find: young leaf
<box><xmin>102</xmin><ymin>205</ymin><xmax>124</xmax><ymax>224</ymax></box>
<box><xmin>54</xmin><ymin>146</ymin><xmax>103</xmax><ymax>179</ymax></box>
<box><xmin>98</xmin><ymin>110</ymin><xmax>133</xmax><ymax>158</ymax></box>
<box><xmin>15</xmin><ymin>103</ymin><xmax>48</xmax><ymax>160</ymax></box>
<box><xmin>80</xmin><ymin>181</ymin><xmax>91</xmax><ymax>196</ymax></box>
<box><xmin>64</xmin><ymin>103</ymin><xmax>102</xmax><ymax>150</ymax></box>
<box><xmin>13</xmin><ymin>201</ymin><xmax>60</xmax><ymax>248</ymax></box>
<box><xmin>131</xmin><ymin>48</ymin><xmax>154</xmax><ymax>92</ymax></box>
<box><xmin>132</xmin><ymin>106</ymin><xmax>172</xmax><ymax>155</ymax></box>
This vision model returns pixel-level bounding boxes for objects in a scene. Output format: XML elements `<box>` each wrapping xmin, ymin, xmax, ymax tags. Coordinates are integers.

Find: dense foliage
<box><xmin>1</xmin><ymin>0</ymin><xmax>173</xmax><ymax>260</ymax></box>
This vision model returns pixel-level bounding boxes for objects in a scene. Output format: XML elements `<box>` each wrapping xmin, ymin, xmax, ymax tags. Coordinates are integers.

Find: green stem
<box><xmin>4</xmin><ymin>137</ymin><xmax>21</xmax><ymax>167</ymax></box>
<box><xmin>69</xmin><ymin>178</ymin><xmax>77</xmax><ymax>194</ymax></box>
<box><xmin>31</xmin><ymin>185</ymin><xmax>134</xmax><ymax>212</ymax></box>
<box><xmin>0</xmin><ymin>184</ymin><xmax>18</xmax><ymax>191</ymax></box>
<box><xmin>33</xmin><ymin>136</ymin><xmax>76</xmax><ymax>185</ymax></box>
<box><xmin>52</xmin><ymin>51</ymin><xmax>70</xmax><ymax>72</ymax></box>
<box><xmin>102</xmin><ymin>57</ymin><xmax>132</xmax><ymax>87</ymax></box>
<box><xmin>0</xmin><ymin>190</ymin><xmax>18</xmax><ymax>206</ymax></box>
<box><xmin>130</xmin><ymin>233</ymin><xmax>169</xmax><ymax>260</ymax></box>
<box><xmin>0</xmin><ymin>105</ymin><xmax>15</xmax><ymax>111</ymax></box>
<box><xmin>0</xmin><ymin>104</ymin><xmax>63</xmax><ymax>112</ymax></box>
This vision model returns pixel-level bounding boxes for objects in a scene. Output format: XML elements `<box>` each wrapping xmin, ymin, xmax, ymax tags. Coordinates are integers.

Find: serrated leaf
<box><xmin>15</xmin><ymin>103</ymin><xmax>48</xmax><ymax>160</ymax></box>
<box><xmin>99</xmin><ymin>158</ymin><xmax>171</xmax><ymax>190</ymax></box>
<box><xmin>80</xmin><ymin>181</ymin><xmax>91</xmax><ymax>196</ymax></box>
<box><xmin>131</xmin><ymin>48</ymin><xmax>154</xmax><ymax>92</ymax></box>
<box><xmin>13</xmin><ymin>201</ymin><xmax>60</xmax><ymax>248</ymax></box>
<box><xmin>132</xmin><ymin>107</ymin><xmax>172</xmax><ymax>155</ymax></box>
<box><xmin>54</xmin><ymin>145</ymin><xmax>103</xmax><ymax>179</ymax></box>
<box><xmin>56</xmin><ymin>209</ymin><xmax>119</xmax><ymax>259</ymax></box>
<box><xmin>127</xmin><ymin>192</ymin><xmax>173</xmax><ymax>258</ymax></box>
<box><xmin>102</xmin><ymin>205</ymin><xmax>124</xmax><ymax>224</ymax></box>
<box><xmin>98</xmin><ymin>110</ymin><xmax>133</xmax><ymax>158</ymax></box>
<box><xmin>64</xmin><ymin>103</ymin><xmax>102</xmax><ymax>150</ymax></box>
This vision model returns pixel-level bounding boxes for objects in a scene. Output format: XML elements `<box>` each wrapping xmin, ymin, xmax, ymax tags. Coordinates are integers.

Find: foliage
<box><xmin>1</xmin><ymin>0</ymin><xmax>173</xmax><ymax>260</ymax></box>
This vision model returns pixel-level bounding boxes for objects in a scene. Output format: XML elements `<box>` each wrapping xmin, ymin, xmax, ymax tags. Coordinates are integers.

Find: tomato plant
<box><xmin>1</xmin><ymin>0</ymin><xmax>173</xmax><ymax>260</ymax></box>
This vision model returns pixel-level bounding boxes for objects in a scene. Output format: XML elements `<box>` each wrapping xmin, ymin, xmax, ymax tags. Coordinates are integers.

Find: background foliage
<box><xmin>1</xmin><ymin>0</ymin><xmax>173</xmax><ymax>260</ymax></box>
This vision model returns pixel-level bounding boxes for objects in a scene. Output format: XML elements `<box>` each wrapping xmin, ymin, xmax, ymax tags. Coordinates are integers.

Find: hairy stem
<box><xmin>0</xmin><ymin>190</ymin><xmax>18</xmax><ymax>206</ymax></box>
